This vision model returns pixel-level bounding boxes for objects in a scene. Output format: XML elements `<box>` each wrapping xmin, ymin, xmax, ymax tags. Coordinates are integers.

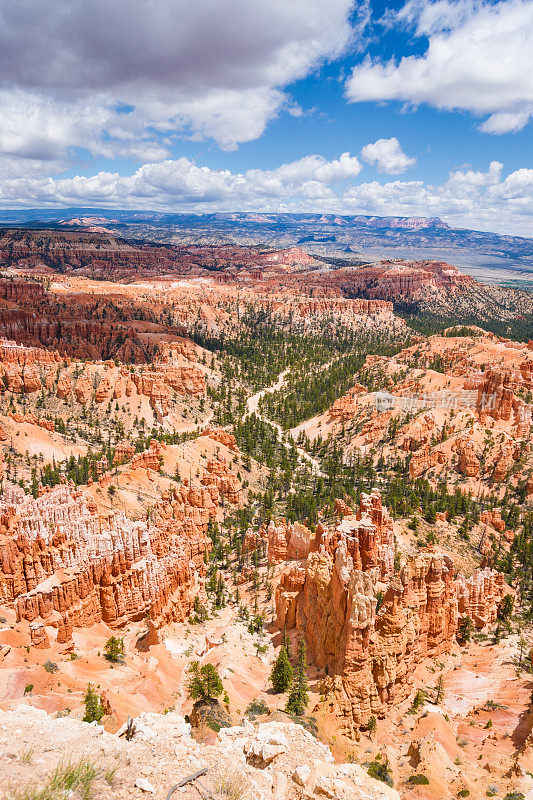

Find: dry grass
<box><xmin>19</xmin><ymin>748</ymin><xmax>34</xmax><ymax>764</ymax></box>
<box><xmin>213</xmin><ymin>769</ymin><xmax>249</xmax><ymax>800</ymax></box>
<box><xmin>6</xmin><ymin>758</ymin><xmax>100</xmax><ymax>800</ymax></box>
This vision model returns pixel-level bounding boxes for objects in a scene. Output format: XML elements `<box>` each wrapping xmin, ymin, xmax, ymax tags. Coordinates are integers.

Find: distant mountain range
<box><xmin>0</xmin><ymin>209</ymin><xmax>532</xmax><ymax>287</ymax></box>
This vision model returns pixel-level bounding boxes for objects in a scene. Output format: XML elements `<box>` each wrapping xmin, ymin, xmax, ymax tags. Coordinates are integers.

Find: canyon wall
<box><xmin>0</xmin><ymin>480</ymin><xmax>211</xmax><ymax>645</ymax></box>
<box><xmin>274</xmin><ymin>489</ymin><xmax>506</xmax><ymax>735</ymax></box>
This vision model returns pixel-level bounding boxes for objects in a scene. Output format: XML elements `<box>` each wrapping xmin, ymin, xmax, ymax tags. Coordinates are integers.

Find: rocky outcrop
<box><xmin>74</xmin><ymin>376</ymin><xmax>92</xmax><ymax>405</ymax></box>
<box><xmin>0</xmin><ymin>279</ymin><xmax>46</xmax><ymax>302</ymax></box>
<box><xmin>7</xmin><ymin>412</ymin><xmax>54</xmax><ymax>431</ymax></box>
<box><xmin>0</xmin><ymin>338</ymin><xmax>61</xmax><ymax>395</ymax></box>
<box><xmin>272</xmin><ymin>298</ymin><xmax>395</xmax><ymax>324</ymax></box>
<box><xmin>457</xmin><ymin>569</ymin><xmax>507</xmax><ymax>629</ymax></box>
<box><xmin>320</xmin><ymin>260</ymin><xmax>474</xmax><ymax>303</ymax></box>
<box><xmin>130</xmin><ymin>440</ymin><xmax>163</xmax><ymax>472</ymax></box>
<box><xmin>0</xmin><ymin>481</ymin><xmax>211</xmax><ymax>643</ymax></box>
<box><xmin>130</xmin><ymin>363</ymin><xmax>205</xmax><ymax>414</ymax></box>
<box><xmin>0</xmin><ymin>706</ymin><xmax>402</xmax><ymax>800</ymax></box>
<box><xmin>480</xmin><ymin>509</ymin><xmax>505</xmax><ymax>533</ymax></box>
<box><xmin>328</xmin><ymin>385</ymin><xmax>366</xmax><ymax>422</ymax></box>
<box><xmin>455</xmin><ymin>437</ymin><xmax>480</xmax><ymax>477</ymax></box>
<box><xmin>200</xmin><ymin>457</ymin><xmax>243</xmax><ymax>506</ymax></box>
<box><xmin>275</xmin><ymin>489</ymin><xmax>506</xmax><ymax>734</ymax></box>
<box><xmin>203</xmin><ymin>428</ymin><xmax>238</xmax><ymax>451</ymax></box>
<box><xmin>113</xmin><ymin>440</ymin><xmax>135</xmax><ymax>465</ymax></box>
<box><xmin>492</xmin><ymin>442</ymin><xmax>518</xmax><ymax>482</ymax></box>
<box><xmin>409</xmin><ymin>445</ymin><xmax>438</xmax><ymax>478</ymax></box>
<box><xmin>265</xmin><ymin>519</ymin><xmax>313</xmax><ymax>563</ymax></box>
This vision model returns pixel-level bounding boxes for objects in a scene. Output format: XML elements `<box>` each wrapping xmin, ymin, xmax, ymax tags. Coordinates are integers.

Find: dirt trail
<box><xmin>245</xmin><ymin>369</ymin><xmax>324</xmax><ymax>475</ymax></box>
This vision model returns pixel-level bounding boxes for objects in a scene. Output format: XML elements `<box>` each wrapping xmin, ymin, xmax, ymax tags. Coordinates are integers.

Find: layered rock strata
<box><xmin>0</xmin><ymin>481</ymin><xmax>211</xmax><ymax>644</ymax></box>
<box><xmin>274</xmin><ymin>489</ymin><xmax>506</xmax><ymax>734</ymax></box>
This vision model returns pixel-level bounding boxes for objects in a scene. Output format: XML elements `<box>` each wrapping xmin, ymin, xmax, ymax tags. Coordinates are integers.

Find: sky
<box><xmin>0</xmin><ymin>0</ymin><xmax>531</xmax><ymax>235</ymax></box>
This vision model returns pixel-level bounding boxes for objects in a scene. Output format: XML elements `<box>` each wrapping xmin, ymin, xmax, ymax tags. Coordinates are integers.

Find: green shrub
<box><xmin>367</xmin><ymin>760</ymin><xmax>393</xmax><ymax>787</ymax></box>
<box><xmin>407</xmin><ymin>774</ymin><xmax>429</xmax><ymax>785</ymax></box>
<box><xmin>187</xmin><ymin>662</ymin><xmax>223</xmax><ymax>702</ymax></box>
<box><xmin>244</xmin><ymin>698</ymin><xmax>269</xmax><ymax>719</ymax></box>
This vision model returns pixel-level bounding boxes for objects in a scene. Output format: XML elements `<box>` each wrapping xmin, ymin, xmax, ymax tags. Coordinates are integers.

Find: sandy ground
<box><xmin>315</xmin><ymin>631</ymin><xmax>533</xmax><ymax>799</ymax></box>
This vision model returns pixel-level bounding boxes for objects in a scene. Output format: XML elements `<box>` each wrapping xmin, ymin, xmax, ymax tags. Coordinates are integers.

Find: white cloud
<box><xmin>360</xmin><ymin>137</ymin><xmax>416</xmax><ymax>174</ymax></box>
<box><xmin>346</xmin><ymin>0</ymin><xmax>533</xmax><ymax>133</ymax></box>
<box><xmin>0</xmin><ymin>153</ymin><xmax>531</xmax><ymax>236</ymax></box>
<box><xmin>447</xmin><ymin>160</ymin><xmax>503</xmax><ymax>187</ymax></box>
<box><xmin>0</xmin><ymin>0</ymin><xmax>358</xmax><ymax>165</ymax></box>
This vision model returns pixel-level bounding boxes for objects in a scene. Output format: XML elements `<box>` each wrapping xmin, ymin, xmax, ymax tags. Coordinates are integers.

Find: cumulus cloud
<box><xmin>0</xmin><ymin>0</ymin><xmax>358</xmax><ymax>164</ymax></box>
<box><xmin>0</xmin><ymin>152</ymin><xmax>361</xmax><ymax>207</ymax></box>
<box><xmin>345</xmin><ymin>0</ymin><xmax>533</xmax><ymax>133</ymax></box>
<box><xmin>360</xmin><ymin>138</ymin><xmax>416</xmax><ymax>174</ymax></box>
<box><xmin>0</xmin><ymin>152</ymin><xmax>531</xmax><ymax>236</ymax></box>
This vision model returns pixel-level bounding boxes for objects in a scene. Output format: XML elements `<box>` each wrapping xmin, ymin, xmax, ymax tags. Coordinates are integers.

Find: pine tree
<box><xmin>286</xmin><ymin>639</ymin><xmax>309</xmax><ymax>716</ymax></box>
<box><xmin>187</xmin><ymin>662</ymin><xmax>223</xmax><ymax>702</ymax></box>
<box><xmin>83</xmin><ymin>684</ymin><xmax>104</xmax><ymax>723</ymax></box>
<box><xmin>270</xmin><ymin>646</ymin><xmax>293</xmax><ymax>693</ymax></box>
<box><xmin>103</xmin><ymin>636</ymin><xmax>125</xmax><ymax>663</ymax></box>
<box><xmin>282</xmin><ymin>628</ymin><xmax>292</xmax><ymax>661</ymax></box>
<box><xmin>457</xmin><ymin>616</ymin><xmax>473</xmax><ymax>645</ymax></box>
<box><xmin>435</xmin><ymin>673</ymin><xmax>444</xmax><ymax>704</ymax></box>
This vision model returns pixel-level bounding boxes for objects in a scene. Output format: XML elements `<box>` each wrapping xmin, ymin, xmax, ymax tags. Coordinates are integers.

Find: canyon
<box><xmin>0</xmin><ymin>240</ymin><xmax>530</xmax><ymax>800</ymax></box>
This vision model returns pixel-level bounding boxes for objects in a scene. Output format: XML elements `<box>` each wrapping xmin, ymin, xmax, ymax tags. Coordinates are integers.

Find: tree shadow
<box><xmin>511</xmin><ymin>680</ymin><xmax>533</xmax><ymax>752</ymax></box>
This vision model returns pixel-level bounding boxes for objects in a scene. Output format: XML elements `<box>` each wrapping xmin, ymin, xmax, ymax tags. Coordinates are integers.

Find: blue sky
<box><xmin>0</xmin><ymin>0</ymin><xmax>531</xmax><ymax>235</ymax></box>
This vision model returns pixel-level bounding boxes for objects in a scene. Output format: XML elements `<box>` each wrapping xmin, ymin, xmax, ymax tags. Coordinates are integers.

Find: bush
<box><xmin>190</xmin><ymin>698</ymin><xmax>231</xmax><ymax>732</ymax></box>
<box><xmin>245</xmin><ymin>698</ymin><xmax>269</xmax><ymax>719</ymax></box>
<box><xmin>498</xmin><ymin>594</ymin><xmax>514</xmax><ymax>621</ymax></box>
<box><xmin>409</xmin><ymin>688</ymin><xmax>425</xmax><ymax>713</ymax></box>
<box><xmin>407</xmin><ymin>774</ymin><xmax>429</xmax><ymax>785</ymax></box>
<box><xmin>43</xmin><ymin>660</ymin><xmax>59</xmax><ymax>674</ymax></box>
<box><xmin>214</xmin><ymin>770</ymin><xmax>249</xmax><ymax>800</ymax></box>
<box><xmin>367</xmin><ymin>760</ymin><xmax>393</xmax><ymax>787</ymax></box>
<box><xmin>9</xmin><ymin>759</ymin><xmax>100</xmax><ymax>800</ymax></box>
<box><xmin>286</xmin><ymin>713</ymin><xmax>318</xmax><ymax>738</ymax></box>
<box><xmin>24</xmin><ymin>683</ymin><xmax>33</xmax><ymax>695</ymax></box>
<box><xmin>457</xmin><ymin>616</ymin><xmax>473</xmax><ymax>645</ymax></box>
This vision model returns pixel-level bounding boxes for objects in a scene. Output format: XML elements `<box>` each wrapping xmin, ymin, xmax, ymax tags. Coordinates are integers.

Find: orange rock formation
<box><xmin>0</xmin><ymin>481</ymin><xmax>211</xmax><ymax>644</ymax></box>
<box><xmin>274</xmin><ymin>489</ymin><xmax>506</xmax><ymax>734</ymax></box>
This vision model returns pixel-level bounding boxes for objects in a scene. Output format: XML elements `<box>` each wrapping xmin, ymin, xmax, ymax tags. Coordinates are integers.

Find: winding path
<box><xmin>245</xmin><ymin>369</ymin><xmax>324</xmax><ymax>476</ymax></box>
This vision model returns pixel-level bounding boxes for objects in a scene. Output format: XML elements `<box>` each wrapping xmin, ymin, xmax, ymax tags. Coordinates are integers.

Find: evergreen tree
<box><xmin>187</xmin><ymin>662</ymin><xmax>223</xmax><ymax>702</ymax></box>
<box><xmin>103</xmin><ymin>636</ymin><xmax>125</xmax><ymax>663</ymax></box>
<box><xmin>83</xmin><ymin>684</ymin><xmax>104</xmax><ymax>723</ymax></box>
<box><xmin>435</xmin><ymin>673</ymin><xmax>444</xmax><ymax>704</ymax></box>
<box><xmin>457</xmin><ymin>616</ymin><xmax>473</xmax><ymax>645</ymax></box>
<box><xmin>286</xmin><ymin>640</ymin><xmax>309</xmax><ymax>716</ymax></box>
<box><xmin>281</xmin><ymin>628</ymin><xmax>292</xmax><ymax>661</ymax></box>
<box><xmin>270</xmin><ymin>646</ymin><xmax>293</xmax><ymax>693</ymax></box>
<box><xmin>498</xmin><ymin>594</ymin><xmax>514</xmax><ymax>621</ymax></box>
